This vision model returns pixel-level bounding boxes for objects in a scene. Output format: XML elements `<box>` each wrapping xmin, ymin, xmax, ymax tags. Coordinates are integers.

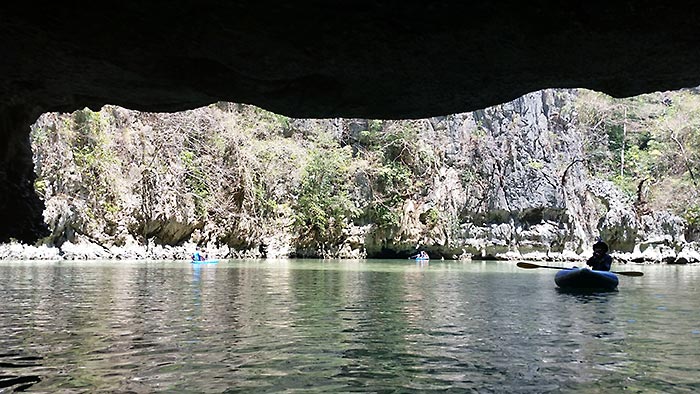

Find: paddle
<box><xmin>516</xmin><ymin>262</ymin><xmax>644</xmax><ymax>277</ymax></box>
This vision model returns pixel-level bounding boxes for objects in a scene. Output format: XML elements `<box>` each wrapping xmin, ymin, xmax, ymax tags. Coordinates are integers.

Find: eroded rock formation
<box><xmin>5</xmin><ymin>89</ymin><xmax>695</xmax><ymax>262</ymax></box>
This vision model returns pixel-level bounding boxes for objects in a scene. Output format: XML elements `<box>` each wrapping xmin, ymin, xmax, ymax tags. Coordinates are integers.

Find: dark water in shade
<box><xmin>0</xmin><ymin>259</ymin><xmax>699</xmax><ymax>393</ymax></box>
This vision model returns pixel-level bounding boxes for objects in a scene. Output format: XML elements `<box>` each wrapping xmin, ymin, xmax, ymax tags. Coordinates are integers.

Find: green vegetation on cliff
<box><xmin>577</xmin><ymin>88</ymin><xmax>700</xmax><ymax>232</ymax></box>
<box><xmin>295</xmin><ymin>145</ymin><xmax>358</xmax><ymax>249</ymax></box>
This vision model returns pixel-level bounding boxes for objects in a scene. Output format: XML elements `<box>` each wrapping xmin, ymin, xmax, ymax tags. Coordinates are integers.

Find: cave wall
<box><xmin>0</xmin><ymin>105</ymin><xmax>48</xmax><ymax>242</ymax></box>
<box><xmin>2</xmin><ymin>2</ymin><xmax>700</xmax><ymax>243</ymax></box>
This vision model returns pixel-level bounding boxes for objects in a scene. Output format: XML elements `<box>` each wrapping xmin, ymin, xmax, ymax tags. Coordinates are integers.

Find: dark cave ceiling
<box><xmin>2</xmin><ymin>1</ymin><xmax>700</xmax><ymax>242</ymax></box>
<box><xmin>2</xmin><ymin>2</ymin><xmax>700</xmax><ymax>120</ymax></box>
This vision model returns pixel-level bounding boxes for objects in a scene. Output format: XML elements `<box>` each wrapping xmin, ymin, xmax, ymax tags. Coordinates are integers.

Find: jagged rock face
<box><xmin>375</xmin><ymin>90</ymin><xmax>597</xmax><ymax>258</ymax></box>
<box><xmin>30</xmin><ymin>93</ymin><xmax>599</xmax><ymax>259</ymax></box>
<box><xmin>3</xmin><ymin>2</ymin><xmax>700</xmax><ymax>242</ymax></box>
<box><xmin>17</xmin><ymin>92</ymin><xmax>700</xmax><ymax>261</ymax></box>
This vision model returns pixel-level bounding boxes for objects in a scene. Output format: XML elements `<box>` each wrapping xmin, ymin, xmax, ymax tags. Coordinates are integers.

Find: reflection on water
<box><xmin>0</xmin><ymin>260</ymin><xmax>699</xmax><ymax>393</ymax></box>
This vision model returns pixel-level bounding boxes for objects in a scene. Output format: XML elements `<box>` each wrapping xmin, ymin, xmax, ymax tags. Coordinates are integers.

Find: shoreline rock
<box><xmin>2</xmin><ymin>240</ymin><xmax>698</xmax><ymax>264</ymax></box>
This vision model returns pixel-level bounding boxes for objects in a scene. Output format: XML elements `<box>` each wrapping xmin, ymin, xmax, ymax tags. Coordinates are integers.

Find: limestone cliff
<box><xmin>9</xmin><ymin>89</ymin><xmax>698</xmax><ymax>262</ymax></box>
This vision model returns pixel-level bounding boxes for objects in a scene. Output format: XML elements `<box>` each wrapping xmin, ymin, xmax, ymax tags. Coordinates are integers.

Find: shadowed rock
<box><xmin>2</xmin><ymin>1</ymin><xmax>700</xmax><ymax>242</ymax></box>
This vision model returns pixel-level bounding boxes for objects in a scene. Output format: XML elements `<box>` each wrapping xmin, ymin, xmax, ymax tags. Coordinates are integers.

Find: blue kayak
<box><xmin>554</xmin><ymin>267</ymin><xmax>618</xmax><ymax>290</ymax></box>
<box><xmin>191</xmin><ymin>259</ymin><xmax>218</xmax><ymax>264</ymax></box>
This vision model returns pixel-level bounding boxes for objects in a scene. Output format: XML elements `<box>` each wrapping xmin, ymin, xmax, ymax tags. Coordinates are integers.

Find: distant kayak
<box><xmin>554</xmin><ymin>267</ymin><xmax>618</xmax><ymax>290</ymax></box>
<box><xmin>191</xmin><ymin>259</ymin><xmax>218</xmax><ymax>264</ymax></box>
<box><xmin>410</xmin><ymin>252</ymin><xmax>430</xmax><ymax>261</ymax></box>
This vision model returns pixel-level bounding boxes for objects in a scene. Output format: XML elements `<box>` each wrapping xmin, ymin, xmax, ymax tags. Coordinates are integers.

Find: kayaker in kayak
<box><xmin>192</xmin><ymin>248</ymin><xmax>207</xmax><ymax>261</ymax></box>
<box><xmin>409</xmin><ymin>250</ymin><xmax>429</xmax><ymax>259</ymax></box>
<box><xmin>409</xmin><ymin>250</ymin><xmax>430</xmax><ymax>260</ymax></box>
<box><xmin>586</xmin><ymin>240</ymin><xmax>612</xmax><ymax>271</ymax></box>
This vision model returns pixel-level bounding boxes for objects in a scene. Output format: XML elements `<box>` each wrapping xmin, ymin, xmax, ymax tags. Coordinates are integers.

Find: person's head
<box><xmin>593</xmin><ymin>240</ymin><xmax>609</xmax><ymax>255</ymax></box>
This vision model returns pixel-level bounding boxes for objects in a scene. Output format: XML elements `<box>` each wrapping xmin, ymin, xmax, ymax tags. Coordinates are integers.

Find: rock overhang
<box><xmin>2</xmin><ymin>2</ymin><xmax>700</xmax><ymax>243</ymax></box>
<box><xmin>2</xmin><ymin>2</ymin><xmax>700</xmax><ymax>119</ymax></box>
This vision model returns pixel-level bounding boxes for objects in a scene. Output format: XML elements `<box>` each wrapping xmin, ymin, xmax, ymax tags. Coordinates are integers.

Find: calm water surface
<box><xmin>0</xmin><ymin>259</ymin><xmax>698</xmax><ymax>393</ymax></box>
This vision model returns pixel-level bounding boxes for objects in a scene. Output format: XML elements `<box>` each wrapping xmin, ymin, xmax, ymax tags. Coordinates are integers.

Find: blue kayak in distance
<box><xmin>554</xmin><ymin>267</ymin><xmax>618</xmax><ymax>290</ymax></box>
<box><xmin>191</xmin><ymin>259</ymin><xmax>219</xmax><ymax>264</ymax></box>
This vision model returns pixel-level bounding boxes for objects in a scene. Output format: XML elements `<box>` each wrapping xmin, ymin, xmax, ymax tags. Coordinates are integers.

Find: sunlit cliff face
<box><xmin>2</xmin><ymin>2</ymin><xmax>700</xmax><ymax>242</ymax></box>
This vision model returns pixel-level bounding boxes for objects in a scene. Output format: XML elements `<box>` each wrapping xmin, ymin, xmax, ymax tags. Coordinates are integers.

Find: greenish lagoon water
<box><xmin>1</xmin><ymin>259</ymin><xmax>698</xmax><ymax>393</ymax></box>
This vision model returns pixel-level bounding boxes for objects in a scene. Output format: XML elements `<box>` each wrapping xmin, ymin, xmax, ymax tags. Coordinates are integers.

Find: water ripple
<box><xmin>0</xmin><ymin>260</ymin><xmax>698</xmax><ymax>392</ymax></box>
